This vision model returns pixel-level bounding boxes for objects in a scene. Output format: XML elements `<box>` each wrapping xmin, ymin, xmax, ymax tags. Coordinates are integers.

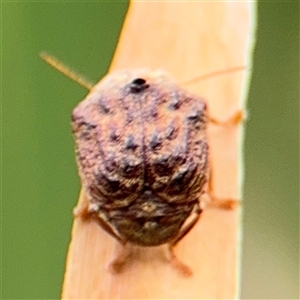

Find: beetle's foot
<box><xmin>108</xmin><ymin>259</ymin><xmax>126</xmax><ymax>274</ymax></box>
<box><xmin>210</xmin><ymin>195</ymin><xmax>240</xmax><ymax>210</ymax></box>
<box><xmin>73</xmin><ymin>202</ymin><xmax>99</xmax><ymax>220</ymax></box>
<box><xmin>209</xmin><ymin>109</ymin><xmax>246</xmax><ymax>126</ymax></box>
<box><xmin>73</xmin><ymin>203</ymin><xmax>90</xmax><ymax>220</ymax></box>
<box><xmin>108</xmin><ymin>244</ymin><xmax>129</xmax><ymax>274</ymax></box>
<box><xmin>168</xmin><ymin>246</ymin><xmax>193</xmax><ymax>277</ymax></box>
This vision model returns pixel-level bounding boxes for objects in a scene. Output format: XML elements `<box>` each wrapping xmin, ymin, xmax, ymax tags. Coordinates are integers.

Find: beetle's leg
<box><xmin>73</xmin><ymin>192</ymin><xmax>130</xmax><ymax>274</ymax></box>
<box><xmin>92</xmin><ymin>212</ymin><xmax>124</xmax><ymax>244</ymax></box>
<box><xmin>171</xmin><ymin>202</ymin><xmax>202</xmax><ymax>246</ymax></box>
<box><xmin>73</xmin><ymin>192</ymin><xmax>91</xmax><ymax>220</ymax></box>
<box><xmin>207</xmin><ymin>167</ymin><xmax>240</xmax><ymax>210</ymax></box>
<box><xmin>207</xmin><ymin>109</ymin><xmax>244</xmax><ymax>209</ymax></box>
<box><xmin>74</xmin><ymin>194</ymin><xmax>124</xmax><ymax>243</ymax></box>
<box><xmin>108</xmin><ymin>242</ymin><xmax>129</xmax><ymax>274</ymax></box>
<box><xmin>208</xmin><ymin>109</ymin><xmax>245</xmax><ymax>126</ymax></box>
<box><xmin>168</xmin><ymin>246</ymin><xmax>193</xmax><ymax>277</ymax></box>
<box><xmin>168</xmin><ymin>202</ymin><xmax>202</xmax><ymax>276</ymax></box>
<box><xmin>209</xmin><ymin>194</ymin><xmax>239</xmax><ymax>210</ymax></box>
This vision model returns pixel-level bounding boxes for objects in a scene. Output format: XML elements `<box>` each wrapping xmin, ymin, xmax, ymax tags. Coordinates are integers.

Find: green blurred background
<box><xmin>2</xmin><ymin>1</ymin><xmax>298</xmax><ymax>299</ymax></box>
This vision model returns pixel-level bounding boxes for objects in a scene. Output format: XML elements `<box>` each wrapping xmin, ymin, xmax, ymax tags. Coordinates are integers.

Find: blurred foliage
<box><xmin>2</xmin><ymin>1</ymin><xmax>298</xmax><ymax>299</ymax></box>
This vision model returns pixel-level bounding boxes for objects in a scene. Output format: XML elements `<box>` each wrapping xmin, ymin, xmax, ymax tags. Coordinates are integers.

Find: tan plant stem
<box><xmin>61</xmin><ymin>1</ymin><xmax>255</xmax><ymax>299</ymax></box>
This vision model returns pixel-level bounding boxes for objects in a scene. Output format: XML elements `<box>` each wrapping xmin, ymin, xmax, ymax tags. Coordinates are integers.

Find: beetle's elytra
<box><xmin>72</xmin><ymin>69</ymin><xmax>209</xmax><ymax>275</ymax></box>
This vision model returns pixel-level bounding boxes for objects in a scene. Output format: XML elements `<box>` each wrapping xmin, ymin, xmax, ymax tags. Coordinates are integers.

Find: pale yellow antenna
<box><xmin>182</xmin><ymin>66</ymin><xmax>247</xmax><ymax>86</ymax></box>
<box><xmin>40</xmin><ymin>52</ymin><xmax>95</xmax><ymax>90</ymax></box>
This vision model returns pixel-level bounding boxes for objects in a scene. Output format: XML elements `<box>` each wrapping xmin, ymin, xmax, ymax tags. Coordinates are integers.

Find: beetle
<box><xmin>41</xmin><ymin>53</ymin><xmax>243</xmax><ymax>276</ymax></box>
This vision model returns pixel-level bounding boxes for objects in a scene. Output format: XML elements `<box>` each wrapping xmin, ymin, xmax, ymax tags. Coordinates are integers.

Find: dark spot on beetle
<box><xmin>126</xmin><ymin>112</ymin><xmax>134</xmax><ymax>124</ymax></box>
<box><xmin>171</xmin><ymin>168</ymin><xmax>189</xmax><ymax>186</ymax></box>
<box><xmin>123</xmin><ymin>160</ymin><xmax>137</xmax><ymax>175</ymax></box>
<box><xmin>133</xmin><ymin>78</ymin><xmax>146</xmax><ymax>85</ymax></box>
<box><xmin>98</xmin><ymin>97</ymin><xmax>110</xmax><ymax>113</ymax></box>
<box><xmin>153</xmin><ymin>156</ymin><xmax>173</xmax><ymax>176</ymax></box>
<box><xmin>150</xmin><ymin>105</ymin><xmax>158</xmax><ymax>118</ymax></box>
<box><xmin>187</xmin><ymin>109</ymin><xmax>201</xmax><ymax>122</ymax></box>
<box><xmin>71</xmin><ymin>111</ymin><xmax>96</xmax><ymax>127</ymax></box>
<box><xmin>125</xmin><ymin>135</ymin><xmax>138</xmax><ymax>150</ymax></box>
<box><xmin>169</xmin><ymin>164</ymin><xmax>197</xmax><ymax>194</ymax></box>
<box><xmin>79</xmin><ymin>129</ymin><xmax>91</xmax><ymax>140</ymax></box>
<box><xmin>168</xmin><ymin>92</ymin><xmax>181</xmax><ymax>110</ymax></box>
<box><xmin>106</xmin><ymin>179</ymin><xmax>120</xmax><ymax>192</ymax></box>
<box><xmin>172</xmin><ymin>146</ymin><xmax>186</xmax><ymax>164</ymax></box>
<box><xmin>105</xmin><ymin>155</ymin><xmax>117</xmax><ymax>172</ymax></box>
<box><xmin>150</xmin><ymin>131</ymin><xmax>162</xmax><ymax>149</ymax></box>
<box><xmin>100</xmin><ymin>104</ymin><xmax>110</xmax><ymax>113</ymax></box>
<box><xmin>74</xmin><ymin>121</ymin><xmax>97</xmax><ymax>140</ymax></box>
<box><xmin>166</xmin><ymin>124</ymin><xmax>177</xmax><ymax>140</ymax></box>
<box><xmin>110</xmin><ymin>127</ymin><xmax>120</xmax><ymax>141</ymax></box>
<box><xmin>136</xmin><ymin>217</ymin><xmax>147</xmax><ymax>226</ymax></box>
<box><xmin>129</xmin><ymin>78</ymin><xmax>149</xmax><ymax>93</ymax></box>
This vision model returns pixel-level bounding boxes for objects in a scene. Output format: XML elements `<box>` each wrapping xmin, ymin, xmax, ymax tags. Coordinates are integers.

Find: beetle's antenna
<box><xmin>40</xmin><ymin>52</ymin><xmax>95</xmax><ymax>90</ymax></box>
<box><xmin>182</xmin><ymin>66</ymin><xmax>247</xmax><ymax>86</ymax></box>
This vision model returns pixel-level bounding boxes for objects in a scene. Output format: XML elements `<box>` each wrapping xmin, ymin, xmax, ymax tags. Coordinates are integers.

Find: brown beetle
<box><xmin>72</xmin><ymin>69</ymin><xmax>209</xmax><ymax>275</ymax></box>
<box><xmin>41</xmin><ymin>53</ymin><xmax>242</xmax><ymax>276</ymax></box>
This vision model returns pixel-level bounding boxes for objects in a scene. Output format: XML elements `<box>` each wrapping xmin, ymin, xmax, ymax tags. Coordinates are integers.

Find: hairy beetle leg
<box><xmin>168</xmin><ymin>245</ymin><xmax>193</xmax><ymax>277</ymax></box>
<box><xmin>166</xmin><ymin>202</ymin><xmax>202</xmax><ymax>277</ymax></box>
<box><xmin>74</xmin><ymin>198</ymin><xmax>125</xmax><ymax>243</ymax></box>
<box><xmin>207</xmin><ymin>172</ymin><xmax>240</xmax><ymax>210</ymax></box>
<box><xmin>108</xmin><ymin>243</ymin><xmax>129</xmax><ymax>274</ymax></box>
<box><xmin>73</xmin><ymin>195</ymin><xmax>91</xmax><ymax>220</ymax></box>
<box><xmin>170</xmin><ymin>202</ymin><xmax>202</xmax><ymax>247</ymax></box>
<box><xmin>209</xmin><ymin>195</ymin><xmax>240</xmax><ymax>210</ymax></box>
<box><xmin>206</xmin><ymin>109</ymin><xmax>244</xmax><ymax>210</ymax></box>
<box><xmin>74</xmin><ymin>198</ymin><xmax>130</xmax><ymax>274</ymax></box>
<box><xmin>209</xmin><ymin>109</ymin><xmax>246</xmax><ymax>126</ymax></box>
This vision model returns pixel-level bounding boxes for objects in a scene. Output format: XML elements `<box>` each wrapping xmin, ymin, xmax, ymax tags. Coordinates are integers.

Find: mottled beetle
<box><xmin>72</xmin><ymin>69</ymin><xmax>209</xmax><ymax>275</ymax></box>
<box><xmin>41</xmin><ymin>54</ymin><xmax>242</xmax><ymax>276</ymax></box>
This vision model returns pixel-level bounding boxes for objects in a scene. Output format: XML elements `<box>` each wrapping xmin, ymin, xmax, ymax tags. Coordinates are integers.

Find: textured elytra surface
<box><xmin>72</xmin><ymin>69</ymin><xmax>209</xmax><ymax>246</ymax></box>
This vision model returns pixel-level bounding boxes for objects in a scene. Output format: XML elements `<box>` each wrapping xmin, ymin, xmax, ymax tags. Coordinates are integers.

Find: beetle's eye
<box><xmin>129</xmin><ymin>78</ymin><xmax>149</xmax><ymax>93</ymax></box>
